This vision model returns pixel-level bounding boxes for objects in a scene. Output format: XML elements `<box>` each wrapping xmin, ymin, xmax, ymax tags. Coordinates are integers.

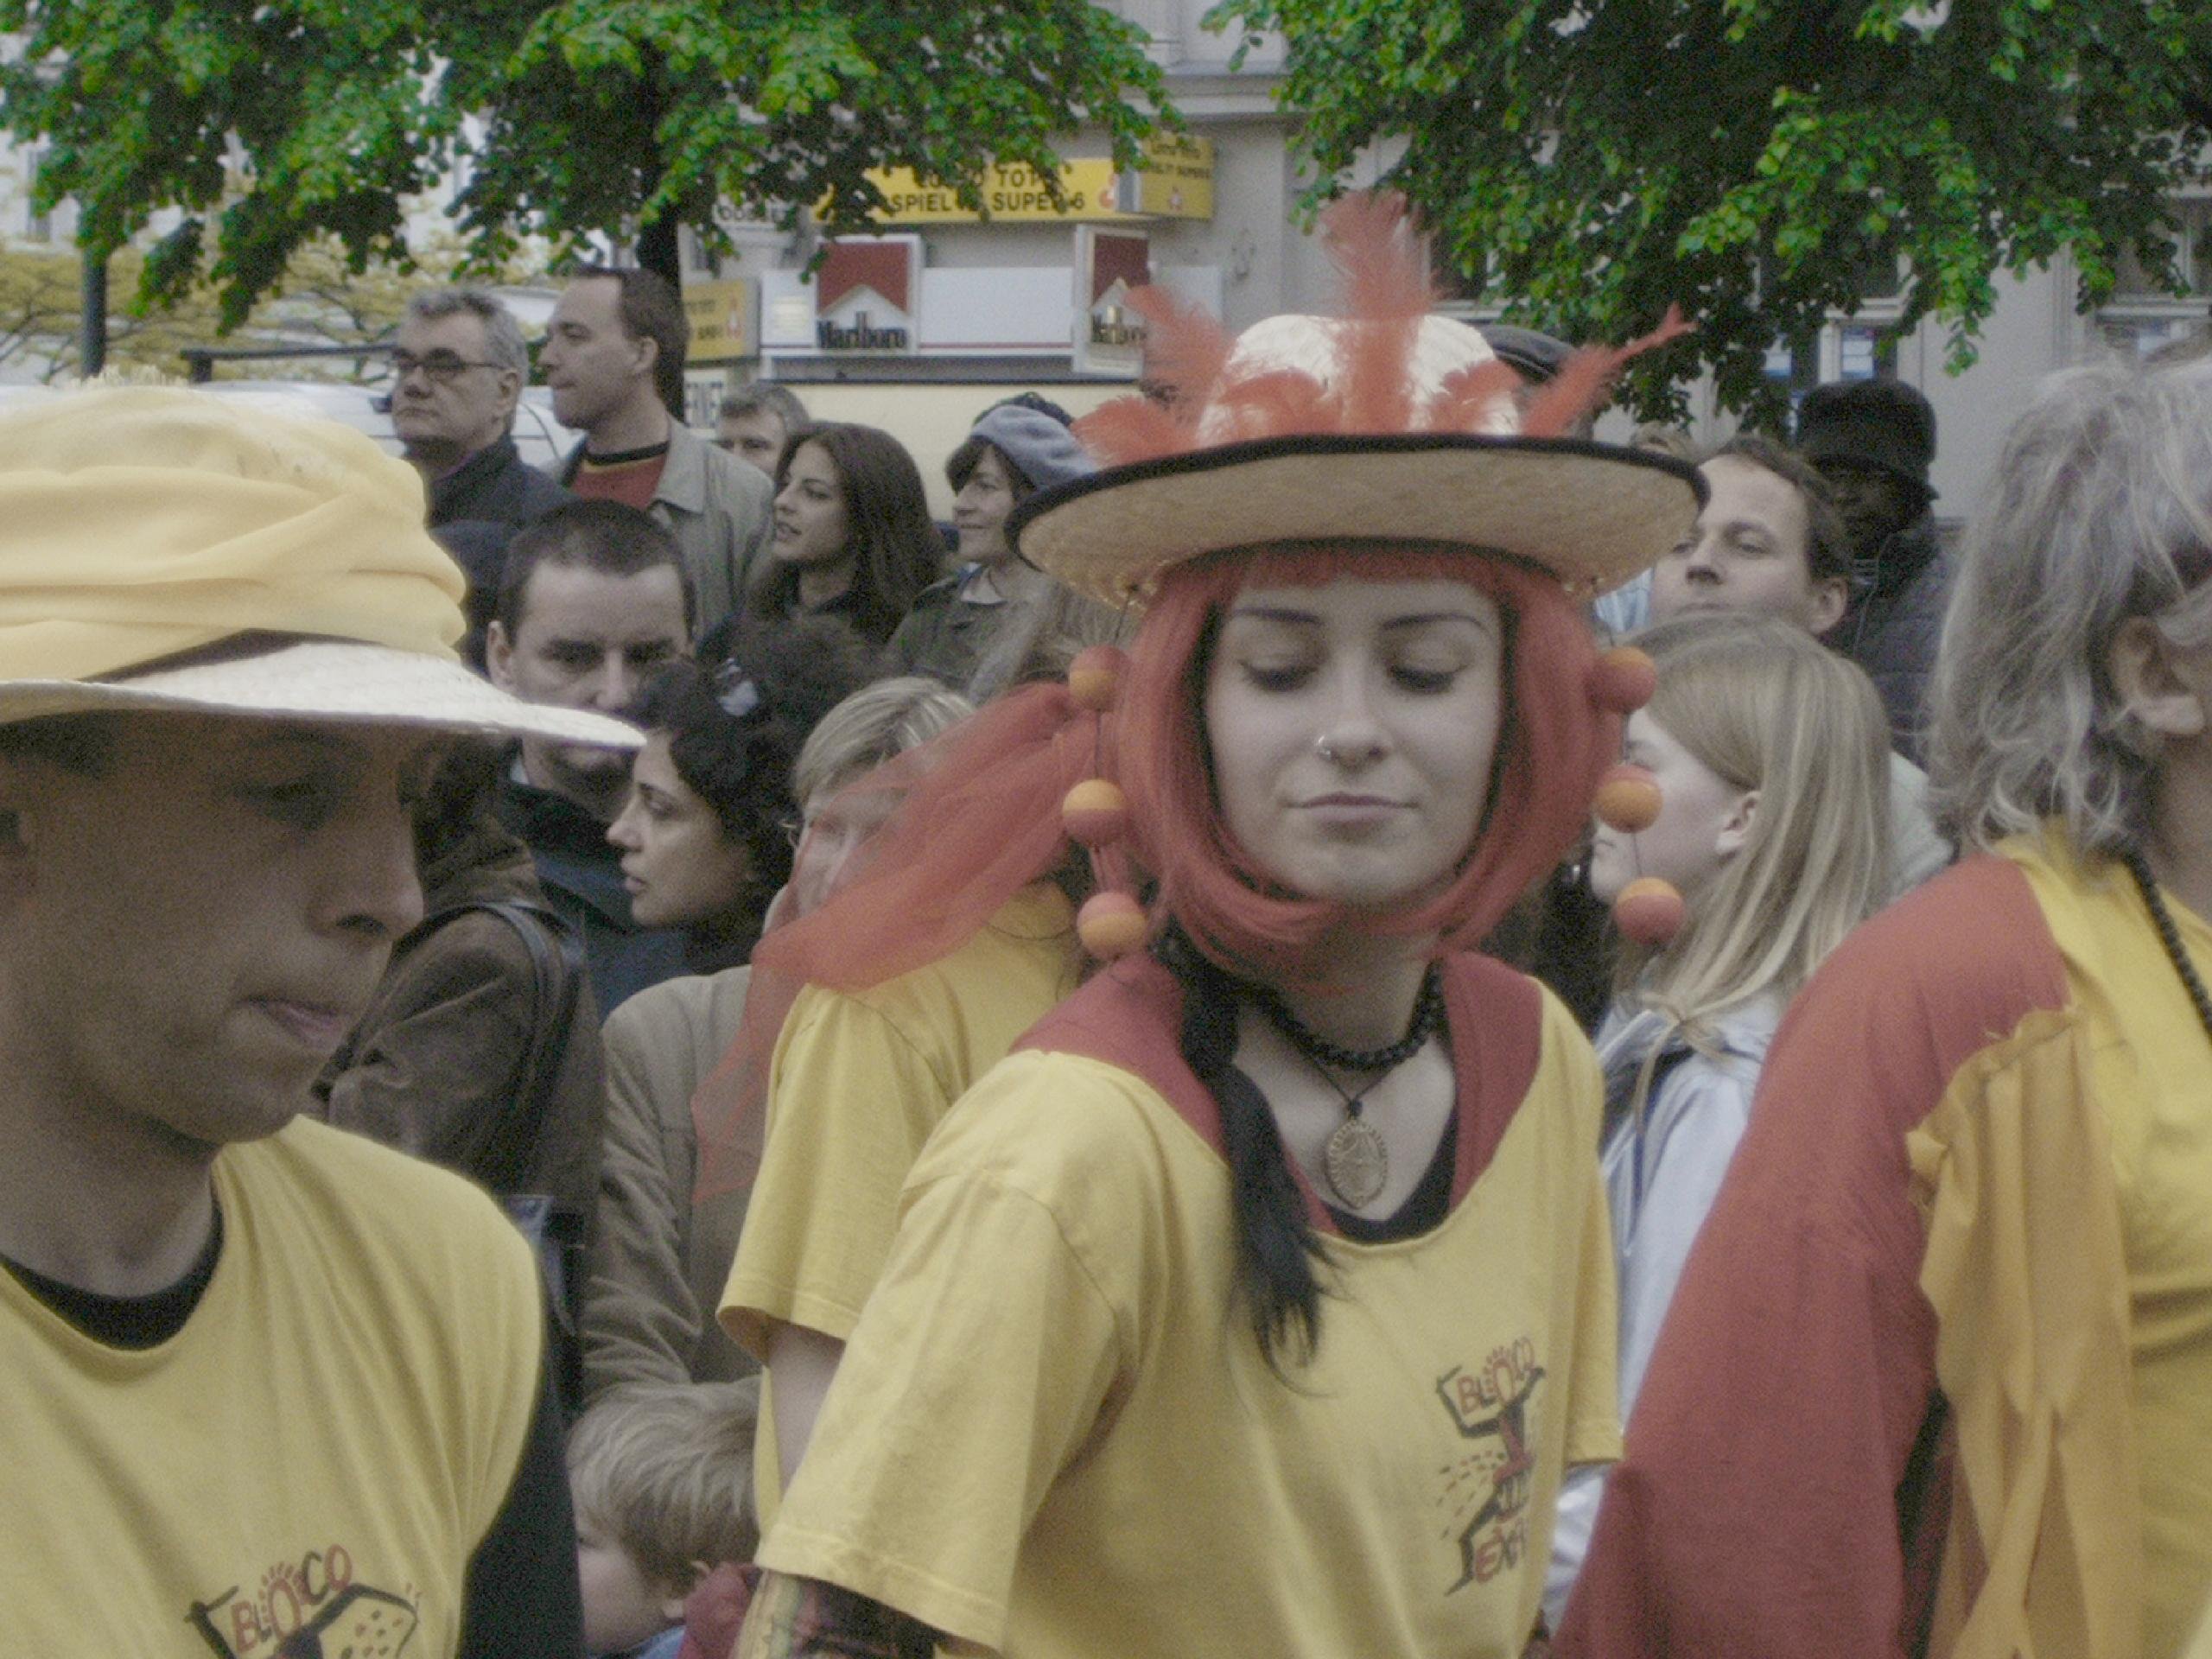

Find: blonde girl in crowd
<box><xmin>1544</xmin><ymin>612</ymin><xmax>1891</xmax><ymax>1616</ymax></box>
<box><xmin>729</xmin><ymin>197</ymin><xmax>1699</xmax><ymax>1659</ymax></box>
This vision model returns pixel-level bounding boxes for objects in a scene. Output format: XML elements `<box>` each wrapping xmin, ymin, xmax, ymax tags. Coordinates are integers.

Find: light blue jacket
<box><xmin>1544</xmin><ymin>997</ymin><xmax>1780</xmax><ymax>1627</ymax></box>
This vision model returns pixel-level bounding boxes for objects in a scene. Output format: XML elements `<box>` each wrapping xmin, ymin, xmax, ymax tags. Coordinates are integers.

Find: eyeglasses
<box><xmin>391</xmin><ymin>350</ymin><xmax>506</xmax><ymax>384</ymax></box>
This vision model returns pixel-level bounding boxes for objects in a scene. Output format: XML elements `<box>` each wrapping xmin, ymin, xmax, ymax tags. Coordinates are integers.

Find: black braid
<box><xmin>1161</xmin><ymin>929</ymin><xmax>1329</xmax><ymax>1368</ymax></box>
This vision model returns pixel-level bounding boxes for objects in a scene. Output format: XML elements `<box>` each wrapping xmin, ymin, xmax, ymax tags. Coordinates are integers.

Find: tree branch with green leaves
<box><xmin>1210</xmin><ymin>0</ymin><xmax>2212</xmax><ymax>421</ymax></box>
<box><xmin>1</xmin><ymin>0</ymin><xmax>1174</xmax><ymax>328</ymax></box>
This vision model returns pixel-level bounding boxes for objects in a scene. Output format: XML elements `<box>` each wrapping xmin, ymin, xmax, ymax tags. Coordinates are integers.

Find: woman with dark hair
<box><xmin>606</xmin><ymin>616</ymin><xmax>871</xmax><ymax>972</ymax></box>
<box><xmin>582</xmin><ymin>676</ymin><xmax>975</xmax><ymax>1400</ymax></box>
<box><xmin>731</xmin><ymin>197</ymin><xmax>1698</xmax><ymax>1659</ymax></box>
<box><xmin>751</xmin><ymin>423</ymin><xmax>942</xmax><ymax>647</ymax></box>
<box><xmin>887</xmin><ymin>400</ymin><xmax>1099</xmax><ymax>689</ymax></box>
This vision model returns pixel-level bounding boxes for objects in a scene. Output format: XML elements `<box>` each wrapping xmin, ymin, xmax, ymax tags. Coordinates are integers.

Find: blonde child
<box><xmin>568</xmin><ymin>1379</ymin><xmax>761</xmax><ymax>1658</ymax></box>
<box><xmin>1548</xmin><ymin>613</ymin><xmax>1892</xmax><ymax>1618</ymax></box>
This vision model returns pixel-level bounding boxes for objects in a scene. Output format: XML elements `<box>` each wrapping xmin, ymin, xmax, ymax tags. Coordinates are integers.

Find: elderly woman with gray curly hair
<box><xmin>1559</xmin><ymin>356</ymin><xmax>2212</xmax><ymax>1659</ymax></box>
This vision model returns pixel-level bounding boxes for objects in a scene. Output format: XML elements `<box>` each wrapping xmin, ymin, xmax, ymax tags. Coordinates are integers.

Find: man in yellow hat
<box><xmin>0</xmin><ymin>388</ymin><xmax>639</xmax><ymax>1655</ymax></box>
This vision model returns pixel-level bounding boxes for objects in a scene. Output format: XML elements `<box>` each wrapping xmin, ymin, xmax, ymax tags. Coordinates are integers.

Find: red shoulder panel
<box><xmin>1557</xmin><ymin>853</ymin><xmax>2072</xmax><ymax>1659</ymax></box>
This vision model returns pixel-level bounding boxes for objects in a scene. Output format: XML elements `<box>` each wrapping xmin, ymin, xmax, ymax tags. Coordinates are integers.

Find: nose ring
<box><xmin>1316</xmin><ymin>735</ymin><xmax>1342</xmax><ymax>763</ymax></box>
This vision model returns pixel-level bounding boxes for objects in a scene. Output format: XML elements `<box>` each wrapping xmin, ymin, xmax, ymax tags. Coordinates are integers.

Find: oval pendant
<box><xmin>1323</xmin><ymin>1115</ymin><xmax>1389</xmax><ymax>1209</ymax></box>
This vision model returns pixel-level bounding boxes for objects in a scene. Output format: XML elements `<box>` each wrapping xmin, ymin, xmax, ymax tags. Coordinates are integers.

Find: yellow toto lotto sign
<box><xmin>853</xmin><ymin>136</ymin><xmax>1213</xmax><ymax>225</ymax></box>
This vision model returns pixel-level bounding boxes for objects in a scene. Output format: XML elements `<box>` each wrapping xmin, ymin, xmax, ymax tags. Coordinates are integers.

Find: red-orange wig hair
<box><xmin>1117</xmin><ymin>541</ymin><xmax>1614</xmax><ymax>983</ymax></box>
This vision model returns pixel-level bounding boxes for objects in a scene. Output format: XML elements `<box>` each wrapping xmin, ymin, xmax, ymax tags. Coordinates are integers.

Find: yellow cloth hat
<box><xmin>0</xmin><ymin>387</ymin><xmax>637</xmax><ymax>748</ymax></box>
<box><xmin>0</xmin><ymin>385</ymin><xmax>465</xmax><ymax>680</ymax></box>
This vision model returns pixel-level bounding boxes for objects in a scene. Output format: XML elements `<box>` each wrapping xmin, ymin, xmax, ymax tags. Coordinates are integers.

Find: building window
<box><xmin>2097</xmin><ymin>194</ymin><xmax>2210</xmax><ymax>358</ymax></box>
<box><xmin>1764</xmin><ymin>330</ymin><xmax>1820</xmax><ymax>410</ymax></box>
<box><xmin>1427</xmin><ymin>232</ymin><xmax>1499</xmax><ymax>318</ymax></box>
<box><xmin>1837</xmin><ymin>321</ymin><xmax>1898</xmax><ymax>381</ymax></box>
<box><xmin>2113</xmin><ymin>198</ymin><xmax>2212</xmax><ymax>302</ymax></box>
<box><xmin>22</xmin><ymin>147</ymin><xmax>53</xmax><ymax>242</ymax></box>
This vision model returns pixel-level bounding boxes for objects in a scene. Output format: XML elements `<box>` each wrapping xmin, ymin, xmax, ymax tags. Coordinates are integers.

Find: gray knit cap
<box><xmin>966</xmin><ymin>403</ymin><xmax>1097</xmax><ymax>493</ymax></box>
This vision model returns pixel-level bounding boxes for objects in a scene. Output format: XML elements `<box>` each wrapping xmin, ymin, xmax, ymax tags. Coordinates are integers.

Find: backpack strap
<box><xmin>424</xmin><ymin>895</ymin><xmax>591</xmax><ymax>1417</ymax></box>
<box><xmin>422</xmin><ymin>897</ymin><xmax>586</xmax><ymax>1202</ymax></box>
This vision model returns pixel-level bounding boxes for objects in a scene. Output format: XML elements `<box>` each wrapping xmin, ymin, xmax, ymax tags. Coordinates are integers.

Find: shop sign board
<box><xmin>813</xmin><ymin>237</ymin><xmax>922</xmax><ymax>353</ymax></box>
<box><xmin>1073</xmin><ymin>226</ymin><xmax>1151</xmax><ymax>378</ymax></box>
<box><xmin>854</xmin><ymin>135</ymin><xmax>1214</xmax><ymax>226</ymax></box>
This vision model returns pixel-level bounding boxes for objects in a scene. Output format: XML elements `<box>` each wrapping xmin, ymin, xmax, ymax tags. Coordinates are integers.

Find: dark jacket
<box><xmin>494</xmin><ymin>771</ymin><xmax>690</xmax><ymax>1015</ymax></box>
<box><xmin>886</xmin><ymin>566</ymin><xmax>1002</xmax><ymax>690</ymax></box>
<box><xmin>425</xmin><ymin>439</ymin><xmax>571</xmax><ymax>665</ymax></box>
<box><xmin>314</xmin><ymin>811</ymin><xmax>606</xmax><ymax>1220</ymax></box>
<box><xmin>428</xmin><ymin>435</ymin><xmax>572</xmax><ymax>531</ymax></box>
<box><xmin>1836</xmin><ymin>512</ymin><xmax>1951</xmax><ymax>765</ymax></box>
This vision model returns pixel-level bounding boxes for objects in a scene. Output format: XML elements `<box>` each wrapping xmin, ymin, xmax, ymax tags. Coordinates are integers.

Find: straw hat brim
<box><xmin>0</xmin><ymin>639</ymin><xmax>642</xmax><ymax>747</ymax></box>
<box><xmin>1010</xmin><ymin>432</ymin><xmax>1704</xmax><ymax>607</ymax></box>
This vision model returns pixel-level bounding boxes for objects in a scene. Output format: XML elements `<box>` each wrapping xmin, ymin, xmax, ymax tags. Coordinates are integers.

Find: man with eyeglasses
<box><xmin>394</xmin><ymin>287</ymin><xmax>572</xmax><ymax>534</ymax></box>
<box><xmin>393</xmin><ymin>289</ymin><xmax>573</xmax><ymax>665</ymax></box>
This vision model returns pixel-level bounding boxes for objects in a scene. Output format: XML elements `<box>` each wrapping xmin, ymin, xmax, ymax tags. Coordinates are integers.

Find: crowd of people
<box><xmin>3</xmin><ymin>203</ymin><xmax>2209</xmax><ymax>1658</ymax></box>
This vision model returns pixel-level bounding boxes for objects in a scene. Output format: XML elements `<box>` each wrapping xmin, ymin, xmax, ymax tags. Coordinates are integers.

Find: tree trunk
<box><xmin>635</xmin><ymin>215</ymin><xmax>684</xmax><ymax>417</ymax></box>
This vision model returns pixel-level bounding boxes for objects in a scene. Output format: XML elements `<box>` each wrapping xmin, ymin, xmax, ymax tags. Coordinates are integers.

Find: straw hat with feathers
<box><xmin>1013</xmin><ymin>194</ymin><xmax>1700</xmax><ymax>605</ymax></box>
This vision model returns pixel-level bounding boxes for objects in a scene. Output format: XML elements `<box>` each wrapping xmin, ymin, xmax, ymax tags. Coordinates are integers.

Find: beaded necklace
<box><xmin>2122</xmin><ymin>849</ymin><xmax>2212</xmax><ymax>1040</ymax></box>
<box><xmin>1256</xmin><ymin>969</ymin><xmax>1446</xmax><ymax>1208</ymax></box>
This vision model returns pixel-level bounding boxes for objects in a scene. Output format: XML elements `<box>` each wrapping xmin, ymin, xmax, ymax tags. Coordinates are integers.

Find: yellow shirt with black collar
<box><xmin>756</xmin><ymin>953</ymin><xmax>1619</xmax><ymax>1657</ymax></box>
<box><xmin>0</xmin><ymin>1116</ymin><xmax>542</xmax><ymax>1657</ymax></box>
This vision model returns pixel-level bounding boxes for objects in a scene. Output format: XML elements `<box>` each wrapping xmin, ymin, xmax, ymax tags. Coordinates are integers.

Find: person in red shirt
<box><xmin>543</xmin><ymin>266</ymin><xmax>773</xmax><ymax>643</ymax></box>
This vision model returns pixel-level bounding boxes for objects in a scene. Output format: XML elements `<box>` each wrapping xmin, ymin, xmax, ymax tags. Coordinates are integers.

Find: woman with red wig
<box><xmin>730</xmin><ymin>199</ymin><xmax>1700</xmax><ymax>1659</ymax></box>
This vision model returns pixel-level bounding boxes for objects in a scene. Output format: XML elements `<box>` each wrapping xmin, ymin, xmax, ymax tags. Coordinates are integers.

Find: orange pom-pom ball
<box><xmin>1068</xmin><ymin>645</ymin><xmax>1131</xmax><ymax>712</ymax></box>
<box><xmin>1614</xmin><ymin>877</ymin><xmax>1687</xmax><ymax>946</ymax></box>
<box><xmin>1062</xmin><ymin>778</ymin><xmax>1130</xmax><ymax>847</ymax></box>
<box><xmin>1077</xmin><ymin>891</ymin><xmax>1149</xmax><ymax>960</ymax></box>
<box><xmin>1589</xmin><ymin>645</ymin><xmax>1658</xmax><ymax>715</ymax></box>
<box><xmin>1593</xmin><ymin>763</ymin><xmax>1663</xmax><ymax>833</ymax></box>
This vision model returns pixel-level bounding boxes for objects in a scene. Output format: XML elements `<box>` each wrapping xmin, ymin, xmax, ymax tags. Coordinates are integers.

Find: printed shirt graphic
<box><xmin>759</xmin><ymin>954</ymin><xmax>1620</xmax><ymax>1657</ymax></box>
<box><xmin>0</xmin><ymin>1117</ymin><xmax>541</xmax><ymax>1655</ymax></box>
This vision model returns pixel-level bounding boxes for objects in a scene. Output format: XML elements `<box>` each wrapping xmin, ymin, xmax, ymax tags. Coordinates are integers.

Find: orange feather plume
<box><xmin>1070</xmin><ymin>194</ymin><xmax>1693</xmax><ymax>457</ymax></box>
<box><xmin>1521</xmin><ymin>307</ymin><xmax>1694</xmax><ymax>439</ymax></box>
<box><xmin>1205</xmin><ymin>367</ymin><xmax>1340</xmax><ymax>444</ymax></box>
<box><xmin>1127</xmin><ymin>286</ymin><xmax>1234</xmax><ymax>414</ymax></box>
<box><xmin>1071</xmin><ymin>397</ymin><xmax>1188</xmax><ymax>467</ymax></box>
<box><xmin>1320</xmin><ymin>192</ymin><xmax>1435</xmax><ymax>321</ymax></box>
<box><xmin>1428</xmin><ymin>358</ymin><xmax>1526</xmax><ymax>435</ymax></box>
<box><xmin>1338</xmin><ymin>316</ymin><xmax>1424</xmax><ymax>435</ymax></box>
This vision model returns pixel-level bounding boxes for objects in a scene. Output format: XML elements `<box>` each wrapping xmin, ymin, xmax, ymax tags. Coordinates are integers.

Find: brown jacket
<box><xmin>582</xmin><ymin>965</ymin><xmax>757</xmax><ymax>1397</ymax></box>
<box><xmin>315</xmin><ymin>814</ymin><xmax>606</xmax><ymax>1220</ymax></box>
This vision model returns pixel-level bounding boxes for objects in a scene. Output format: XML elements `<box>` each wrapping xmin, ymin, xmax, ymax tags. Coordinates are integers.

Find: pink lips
<box><xmin>1298</xmin><ymin>793</ymin><xmax>1405</xmax><ymax>826</ymax></box>
<box><xmin>252</xmin><ymin>998</ymin><xmax>355</xmax><ymax>1051</ymax></box>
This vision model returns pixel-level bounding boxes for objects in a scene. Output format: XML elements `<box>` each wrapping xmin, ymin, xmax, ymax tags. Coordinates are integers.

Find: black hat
<box><xmin>1797</xmin><ymin>379</ymin><xmax>1937</xmax><ymax>499</ymax></box>
<box><xmin>1477</xmin><ymin>323</ymin><xmax>1574</xmax><ymax>385</ymax></box>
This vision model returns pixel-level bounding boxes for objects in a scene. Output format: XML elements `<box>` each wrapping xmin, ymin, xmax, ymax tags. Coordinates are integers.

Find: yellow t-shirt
<box><xmin>759</xmin><ymin>956</ymin><xmax>1619</xmax><ymax>1657</ymax></box>
<box><xmin>2016</xmin><ymin>837</ymin><xmax>2212</xmax><ymax>1654</ymax></box>
<box><xmin>0</xmin><ymin>1116</ymin><xmax>543</xmax><ymax>1656</ymax></box>
<box><xmin>720</xmin><ymin>884</ymin><xmax>1082</xmax><ymax>1510</ymax></box>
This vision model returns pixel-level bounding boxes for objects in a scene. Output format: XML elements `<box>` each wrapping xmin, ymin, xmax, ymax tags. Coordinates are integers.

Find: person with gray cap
<box><xmin>1797</xmin><ymin>377</ymin><xmax>1948</xmax><ymax>761</ymax></box>
<box><xmin>0</xmin><ymin>387</ymin><xmax>638</xmax><ymax>1653</ymax></box>
<box><xmin>886</xmin><ymin>398</ymin><xmax>1097</xmax><ymax>691</ymax></box>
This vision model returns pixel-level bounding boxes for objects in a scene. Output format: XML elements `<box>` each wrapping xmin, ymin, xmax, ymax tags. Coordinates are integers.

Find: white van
<box><xmin>192</xmin><ymin>381</ymin><xmax>582</xmax><ymax>472</ymax></box>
